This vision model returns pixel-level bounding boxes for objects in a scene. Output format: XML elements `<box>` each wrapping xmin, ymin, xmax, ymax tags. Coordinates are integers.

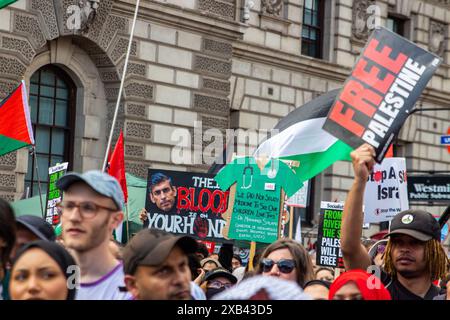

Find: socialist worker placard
<box><xmin>323</xmin><ymin>27</ymin><xmax>441</xmax><ymax>162</ymax></box>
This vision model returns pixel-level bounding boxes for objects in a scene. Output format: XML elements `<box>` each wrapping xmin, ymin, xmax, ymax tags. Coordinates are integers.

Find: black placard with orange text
<box><xmin>323</xmin><ymin>27</ymin><xmax>441</xmax><ymax>162</ymax></box>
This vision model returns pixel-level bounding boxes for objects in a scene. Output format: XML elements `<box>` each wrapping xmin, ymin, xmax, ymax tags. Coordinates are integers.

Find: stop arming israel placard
<box><xmin>363</xmin><ymin>158</ymin><xmax>409</xmax><ymax>224</ymax></box>
<box><xmin>323</xmin><ymin>27</ymin><xmax>441</xmax><ymax>163</ymax></box>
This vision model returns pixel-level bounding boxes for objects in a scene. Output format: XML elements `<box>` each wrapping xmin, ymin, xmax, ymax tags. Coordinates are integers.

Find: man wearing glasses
<box><xmin>56</xmin><ymin>170</ymin><xmax>131</xmax><ymax>300</ymax></box>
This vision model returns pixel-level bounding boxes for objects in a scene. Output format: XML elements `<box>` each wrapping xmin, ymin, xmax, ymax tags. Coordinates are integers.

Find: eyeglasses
<box><xmin>207</xmin><ymin>280</ymin><xmax>233</xmax><ymax>290</ymax></box>
<box><xmin>56</xmin><ymin>201</ymin><xmax>118</xmax><ymax>219</ymax></box>
<box><xmin>260</xmin><ymin>258</ymin><xmax>296</xmax><ymax>274</ymax></box>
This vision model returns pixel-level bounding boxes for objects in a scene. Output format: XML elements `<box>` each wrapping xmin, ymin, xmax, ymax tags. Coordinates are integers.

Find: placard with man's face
<box><xmin>144</xmin><ymin>169</ymin><xmax>230</xmax><ymax>242</ymax></box>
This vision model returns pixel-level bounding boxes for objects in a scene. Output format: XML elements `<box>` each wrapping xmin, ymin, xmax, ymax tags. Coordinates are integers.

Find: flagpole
<box><xmin>125</xmin><ymin>201</ymin><xmax>131</xmax><ymax>242</ymax></box>
<box><xmin>102</xmin><ymin>0</ymin><xmax>140</xmax><ymax>172</ymax></box>
<box><xmin>31</xmin><ymin>146</ymin><xmax>45</xmax><ymax>219</ymax></box>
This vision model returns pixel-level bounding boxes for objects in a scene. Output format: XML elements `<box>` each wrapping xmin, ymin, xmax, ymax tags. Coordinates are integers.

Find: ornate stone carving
<box><xmin>31</xmin><ymin>0</ymin><xmax>59</xmax><ymax>40</ymax></box>
<box><xmin>0</xmin><ymin>152</ymin><xmax>17</xmax><ymax>169</ymax></box>
<box><xmin>193</xmin><ymin>93</ymin><xmax>229</xmax><ymax>116</ymax></box>
<box><xmin>0</xmin><ymin>174</ymin><xmax>16</xmax><ymax>189</ymax></box>
<box><xmin>201</xmin><ymin>115</ymin><xmax>229</xmax><ymax>129</ymax></box>
<box><xmin>0</xmin><ymin>56</ymin><xmax>26</xmax><ymax>78</ymax></box>
<box><xmin>202</xmin><ymin>78</ymin><xmax>231</xmax><ymax>94</ymax></box>
<box><xmin>13</xmin><ymin>13</ymin><xmax>46</xmax><ymax>49</ymax></box>
<box><xmin>261</xmin><ymin>0</ymin><xmax>283</xmax><ymax>16</ymax></box>
<box><xmin>1</xmin><ymin>36</ymin><xmax>36</xmax><ymax>64</ymax></box>
<box><xmin>99</xmin><ymin>15</ymin><xmax>128</xmax><ymax>51</ymax></box>
<box><xmin>352</xmin><ymin>0</ymin><xmax>375</xmax><ymax>41</ymax></box>
<box><xmin>125</xmin><ymin>161</ymin><xmax>150</xmax><ymax>179</ymax></box>
<box><xmin>110</xmin><ymin>37</ymin><xmax>137</xmax><ymax>63</ymax></box>
<box><xmin>90</xmin><ymin>53</ymin><xmax>115</xmax><ymax>67</ymax></box>
<box><xmin>125</xmin><ymin>121</ymin><xmax>152</xmax><ymax>140</ymax></box>
<box><xmin>126</xmin><ymin>103</ymin><xmax>146</xmax><ymax>117</ymax></box>
<box><xmin>429</xmin><ymin>20</ymin><xmax>446</xmax><ymax>57</ymax></box>
<box><xmin>99</xmin><ymin>69</ymin><xmax>120</xmax><ymax>82</ymax></box>
<box><xmin>118</xmin><ymin>61</ymin><xmax>146</xmax><ymax>78</ymax></box>
<box><xmin>0</xmin><ymin>193</ymin><xmax>15</xmax><ymax>202</ymax></box>
<box><xmin>105</xmin><ymin>87</ymin><xmax>120</xmax><ymax>100</ymax></box>
<box><xmin>198</xmin><ymin>0</ymin><xmax>235</xmax><ymax>20</ymax></box>
<box><xmin>125</xmin><ymin>144</ymin><xmax>144</xmax><ymax>158</ymax></box>
<box><xmin>124</xmin><ymin>81</ymin><xmax>153</xmax><ymax>101</ymax></box>
<box><xmin>0</xmin><ymin>80</ymin><xmax>18</xmax><ymax>99</ymax></box>
<box><xmin>194</xmin><ymin>55</ymin><xmax>231</xmax><ymax>78</ymax></box>
<box><xmin>60</xmin><ymin>0</ymin><xmax>113</xmax><ymax>41</ymax></box>
<box><xmin>203</xmin><ymin>38</ymin><xmax>232</xmax><ymax>58</ymax></box>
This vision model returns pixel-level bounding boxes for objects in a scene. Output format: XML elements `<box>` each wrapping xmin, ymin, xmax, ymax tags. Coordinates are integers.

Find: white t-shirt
<box><xmin>76</xmin><ymin>262</ymin><xmax>131</xmax><ymax>300</ymax></box>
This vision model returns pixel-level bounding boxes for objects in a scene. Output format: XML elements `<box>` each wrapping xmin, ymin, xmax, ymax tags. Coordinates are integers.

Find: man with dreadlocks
<box><xmin>340</xmin><ymin>144</ymin><xmax>449</xmax><ymax>300</ymax></box>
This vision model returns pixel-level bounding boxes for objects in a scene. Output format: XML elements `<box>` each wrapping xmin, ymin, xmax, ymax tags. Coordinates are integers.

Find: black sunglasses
<box><xmin>261</xmin><ymin>258</ymin><xmax>296</xmax><ymax>274</ymax></box>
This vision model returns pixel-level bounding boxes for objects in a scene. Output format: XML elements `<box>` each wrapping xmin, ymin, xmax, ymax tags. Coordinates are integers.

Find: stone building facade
<box><xmin>0</xmin><ymin>0</ymin><xmax>449</xmax><ymax>240</ymax></box>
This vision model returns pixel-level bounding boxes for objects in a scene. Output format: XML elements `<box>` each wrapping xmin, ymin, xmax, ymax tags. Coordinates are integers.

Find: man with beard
<box><xmin>122</xmin><ymin>228</ymin><xmax>197</xmax><ymax>300</ymax></box>
<box><xmin>56</xmin><ymin>170</ymin><xmax>131</xmax><ymax>300</ymax></box>
<box><xmin>340</xmin><ymin>144</ymin><xmax>449</xmax><ymax>300</ymax></box>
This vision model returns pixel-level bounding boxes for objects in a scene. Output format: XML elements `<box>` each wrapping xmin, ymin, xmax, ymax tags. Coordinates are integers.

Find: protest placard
<box><xmin>323</xmin><ymin>27</ymin><xmax>441</xmax><ymax>162</ymax></box>
<box><xmin>363</xmin><ymin>157</ymin><xmax>409</xmax><ymax>223</ymax></box>
<box><xmin>316</xmin><ymin>201</ymin><xmax>344</xmax><ymax>268</ymax></box>
<box><xmin>144</xmin><ymin>169</ymin><xmax>229</xmax><ymax>242</ymax></box>
<box><xmin>285</xmin><ymin>180</ymin><xmax>309</xmax><ymax>208</ymax></box>
<box><xmin>215</xmin><ymin>157</ymin><xmax>302</xmax><ymax>243</ymax></box>
<box><xmin>45</xmin><ymin>162</ymin><xmax>68</xmax><ymax>225</ymax></box>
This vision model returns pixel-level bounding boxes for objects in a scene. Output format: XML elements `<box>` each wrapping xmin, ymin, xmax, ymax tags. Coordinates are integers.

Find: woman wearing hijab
<box><xmin>329</xmin><ymin>269</ymin><xmax>391</xmax><ymax>300</ymax></box>
<box><xmin>9</xmin><ymin>240</ymin><xmax>77</xmax><ymax>300</ymax></box>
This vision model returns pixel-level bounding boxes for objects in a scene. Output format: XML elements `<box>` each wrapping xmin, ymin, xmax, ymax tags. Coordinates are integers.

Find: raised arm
<box><xmin>340</xmin><ymin>144</ymin><xmax>375</xmax><ymax>270</ymax></box>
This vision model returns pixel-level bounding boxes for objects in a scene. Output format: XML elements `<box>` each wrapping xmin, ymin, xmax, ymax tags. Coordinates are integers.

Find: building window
<box><xmin>301</xmin><ymin>0</ymin><xmax>324</xmax><ymax>59</ymax></box>
<box><xmin>386</xmin><ymin>15</ymin><xmax>405</xmax><ymax>36</ymax></box>
<box><xmin>25</xmin><ymin>66</ymin><xmax>76</xmax><ymax>197</ymax></box>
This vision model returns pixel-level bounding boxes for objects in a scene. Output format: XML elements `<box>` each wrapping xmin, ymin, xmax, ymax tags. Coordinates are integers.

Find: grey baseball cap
<box><xmin>56</xmin><ymin>170</ymin><xmax>124</xmax><ymax>210</ymax></box>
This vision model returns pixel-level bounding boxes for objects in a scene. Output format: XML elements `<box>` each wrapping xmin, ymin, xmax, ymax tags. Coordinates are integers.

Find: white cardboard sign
<box><xmin>363</xmin><ymin>157</ymin><xmax>409</xmax><ymax>223</ymax></box>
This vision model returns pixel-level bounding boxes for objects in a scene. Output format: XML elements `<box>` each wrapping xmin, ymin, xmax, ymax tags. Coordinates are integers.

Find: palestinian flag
<box><xmin>0</xmin><ymin>80</ymin><xmax>35</xmax><ymax>156</ymax></box>
<box><xmin>0</xmin><ymin>0</ymin><xmax>18</xmax><ymax>9</ymax></box>
<box><xmin>254</xmin><ymin>89</ymin><xmax>353</xmax><ymax>185</ymax></box>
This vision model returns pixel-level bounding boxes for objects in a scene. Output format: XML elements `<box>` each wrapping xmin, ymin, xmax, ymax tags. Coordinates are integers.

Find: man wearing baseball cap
<box><xmin>123</xmin><ymin>228</ymin><xmax>198</xmax><ymax>300</ymax></box>
<box><xmin>56</xmin><ymin>170</ymin><xmax>130</xmax><ymax>300</ymax></box>
<box><xmin>340</xmin><ymin>144</ymin><xmax>449</xmax><ymax>300</ymax></box>
<box><xmin>11</xmin><ymin>215</ymin><xmax>56</xmax><ymax>258</ymax></box>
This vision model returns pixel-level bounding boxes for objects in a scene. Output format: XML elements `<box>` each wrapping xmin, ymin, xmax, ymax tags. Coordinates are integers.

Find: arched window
<box><xmin>25</xmin><ymin>66</ymin><xmax>76</xmax><ymax>197</ymax></box>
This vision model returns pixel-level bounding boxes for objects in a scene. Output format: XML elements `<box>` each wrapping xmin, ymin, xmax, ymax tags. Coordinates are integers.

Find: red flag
<box><xmin>107</xmin><ymin>130</ymin><xmax>128</xmax><ymax>203</ymax></box>
<box><xmin>0</xmin><ymin>80</ymin><xmax>35</xmax><ymax>156</ymax></box>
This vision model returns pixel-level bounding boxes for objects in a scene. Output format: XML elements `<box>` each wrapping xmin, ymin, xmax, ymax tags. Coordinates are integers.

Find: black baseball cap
<box><xmin>384</xmin><ymin>209</ymin><xmax>441</xmax><ymax>242</ymax></box>
<box><xmin>204</xmin><ymin>267</ymin><xmax>238</xmax><ymax>284</ymax></box>
<box><xmin>123</xmin><ymin>228</ymin><xmax>198</xmax><ymax>275</ymax></box>
<box><xmin>16</xmin><ymin>215</ymin><xmax>56</xmax><ymax>242</ymax></box>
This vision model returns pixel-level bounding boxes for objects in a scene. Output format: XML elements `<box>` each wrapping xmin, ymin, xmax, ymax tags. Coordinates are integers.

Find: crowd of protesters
<box><xmin>0</xmin><ymin>144</ymin><xmax>449</xmax><ymax>300</ymax></box>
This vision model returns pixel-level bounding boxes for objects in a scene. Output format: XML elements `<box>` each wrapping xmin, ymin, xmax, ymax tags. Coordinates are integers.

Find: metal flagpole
<box><xmin>125</xmin><ymin>201</ymin><xmax>131</xmax><ymax>242</ymax></box>
<box><xmin>31</xmin><ymin>146</ymin><xmax>45</xmax><ymax>219</ymax></box>
<box><xmin>102</xmin><ymin>0</ymin><xmax>141</xmax><ymax>171</ymax></box>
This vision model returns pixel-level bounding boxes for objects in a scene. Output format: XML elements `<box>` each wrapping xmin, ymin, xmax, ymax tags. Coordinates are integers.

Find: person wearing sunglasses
<box><xmin>256</xmin><ymin>239</ymin><xmax>314</xmax><ymax>288</ymax></box>
<box><xmin>55</xmin><ymin>170</ymin><xmax>131</xmax><ymax>300</ymax></box>
<box><xmin>203</xmin><ymin>267</ymin><xmax>237</xmax><ymax>299</ymax></box>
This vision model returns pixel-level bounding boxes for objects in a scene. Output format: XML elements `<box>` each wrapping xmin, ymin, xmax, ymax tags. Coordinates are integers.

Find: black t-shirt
<box><xmin>381</xmin><ymin>270</ymin><xmax>443</xmax><ymax>300</ymax></box>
